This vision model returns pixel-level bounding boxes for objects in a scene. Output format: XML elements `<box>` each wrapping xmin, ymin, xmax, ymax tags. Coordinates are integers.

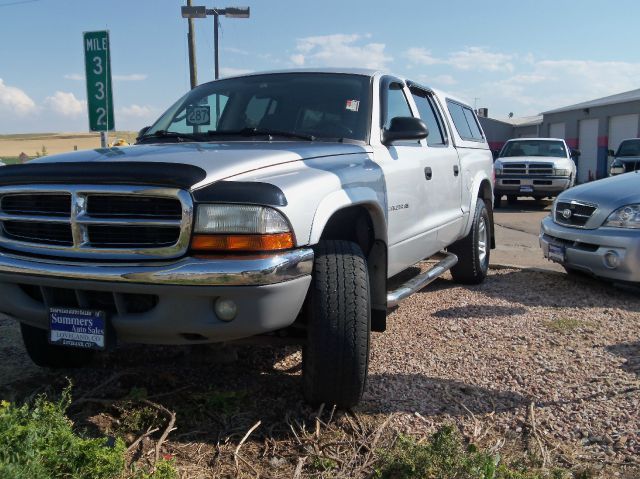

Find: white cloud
<box><xmin>113</xmin><ymin>74</ymin><xmax>147</xmax><ymax>81</ymax></box>
<box><xmin>223</xmin><ymin>46</ymin><xmax>249</xmax><ymax>55</ymax></box>
<box><xmin>448</xmin><ymin>47</ymin><xmax>514</xmax><ymax>72</ymax></box>
<box><xmin>119</xmin><ymin>104</ymin><xmax>157</xmax><ymax>118</ymax></box>
<box><xmin>0</xmin><ymin>78</ymin><xmax>37</xmax><ymax>115</ymax></box>
<box><xmin>290</xmin><ymin>33</ymin><xmax>392</xmax><ymax>69</ymax></box>
<box><xmin>406</xmin><ymin>48</ymin><xmax>440</xmax><ymax>66</ymax></box>
<box><xmin>219</xmin><ymin>67</ymin><xmax>253</xmax><ymax>78</ymax></box>
<box><xmin>64</xmin><ymin>73</ymin><xmax>147</xmax><ymax>81</ymax></box>
<box><xmin>431</xmin><ymin>74</ymin><xmax>458</xmax><ymax>86</ymax></box>
<box><xmin>43</xmin><ymin>91</ymin><xmax>86</xmax><ymax>117</ymax></box>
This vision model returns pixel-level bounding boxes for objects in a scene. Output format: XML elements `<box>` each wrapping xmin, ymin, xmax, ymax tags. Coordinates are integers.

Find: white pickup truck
<box><xmin>493</xmin><ymin>138</ymin><xmax>578</xmax><ymax>205</ymax></box>
<box><xmin>0</xmin><ymin>69</ymin><xmax>494</xmax><ymax>407</ymax></box>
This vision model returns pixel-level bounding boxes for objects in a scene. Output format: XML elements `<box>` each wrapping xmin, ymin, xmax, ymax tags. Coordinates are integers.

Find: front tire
<box><xmin>21</xmin><ymin>323</ymin><xmax>95</xmax><ymax>368</ymax></box>
<box><xmin>303</xmin><ymin>240</ymin><xmax>370</xmax><ymax>408</ymax></box>
<box><xmin>449</xmin><ymin>198</ymin><xmax>491</xmax><ymax>285</ymax></box>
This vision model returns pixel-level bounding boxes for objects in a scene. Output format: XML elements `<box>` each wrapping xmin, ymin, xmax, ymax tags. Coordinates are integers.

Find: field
<box><xmin>0</xmin><ymin>132</ymin><xmax>137</xmax><ymax>161</ymax></box>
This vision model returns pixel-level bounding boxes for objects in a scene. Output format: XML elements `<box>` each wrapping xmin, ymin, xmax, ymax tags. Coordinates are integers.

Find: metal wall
<box><xmin>541</xmin><ymin>100</ymin><xmax>640</xmax><ymax>180</ymax></box>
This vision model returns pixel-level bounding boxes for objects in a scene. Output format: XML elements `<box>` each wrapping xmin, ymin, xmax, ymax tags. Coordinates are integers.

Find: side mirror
<box><xmin>491</xmin><ymin>149</ymin><xmax>500</xmax><ymax>161</ymax></box>
<box><xmin>570</xmin><ymin>148</ymin><xmax>581</xmax><ymax>158</ymax></box>
<box><xmin>610</xmin><ymin>160</ymin><xmax>625</xmax><ymax>176</ymax></box>
<box><xmin>136</xmin><ymin>126</ymin><xmax>151</xmax><ymax>141</ymax></box>
<box><xmin>382</xmin><ymin>117</ymin><xmax>428</xmax><ymax>145</ymax></box>
<box><xmin>608</xmin><ymin>149</ymin><xmax>615</xmax><ymax>157</ymax></box>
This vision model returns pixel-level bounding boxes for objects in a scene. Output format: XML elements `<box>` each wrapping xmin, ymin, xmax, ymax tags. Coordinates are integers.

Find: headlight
<box><xmin>493</xmin><ymin>160</ymin><xmax>503</xmax><ymax>175</ymax></box>
<box><xmin>192</xmin><ymin>204</ymin><xmax>294</xmax><ymax>251</ymax></box>
<box><xmin>603</xmin><ymin>204</ymin><xmax>640</xmax><ymax>229</ymax></box>
<box><xmin>554</xmin><ymin>168</ymin><xmax>570</xmax><ymax>176</ymax></box>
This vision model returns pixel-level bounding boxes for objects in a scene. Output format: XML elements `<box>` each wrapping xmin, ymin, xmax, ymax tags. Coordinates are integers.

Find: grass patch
<box><xmin>0</xmin><ymin>386</ymin><xmax>177</xmax><ymax>479</ymax></box>
<box><xmin>545</xmin><ymin>317</ymin><xmax>588</xmax><ymax>333</ymax></box>
<box><xmin>375</xmin><ymin>426</ymin><xmax>569</xmax><ymax>479</ymax></box>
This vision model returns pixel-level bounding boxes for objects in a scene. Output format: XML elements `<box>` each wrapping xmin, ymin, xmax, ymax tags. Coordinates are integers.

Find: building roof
<box><xmin>488</xmin><ymin>115</ymin><xmax>542</xmax><ymax>127</ymax></box>
<box><xmin>542</xmin><ymin>88</ymin><xmax>640</xmax><ymax>115</ymax></box>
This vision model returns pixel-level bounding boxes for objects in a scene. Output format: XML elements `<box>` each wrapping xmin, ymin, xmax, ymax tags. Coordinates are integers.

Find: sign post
<box><xmin>83</xmin><ymin>30</ymin><xmax>114</xmax><ymax>147</ymax></box>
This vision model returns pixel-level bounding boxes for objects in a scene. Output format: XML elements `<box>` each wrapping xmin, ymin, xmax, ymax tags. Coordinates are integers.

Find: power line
<box><xmin>0</xmin><ymin>0</ymin><xmax>41</xmax><ymax>7</ymax></box>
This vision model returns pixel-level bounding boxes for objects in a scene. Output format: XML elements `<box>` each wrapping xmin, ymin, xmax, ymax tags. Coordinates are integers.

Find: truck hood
<box><xmin>30</xmin><ymin>141</ymin><xmax>372</xmax><ymax>188</ymax></box>
<box><xmin>558</xmin><ymin>171</ymin><xmax>640</xmax><ymax>211</ymax></box>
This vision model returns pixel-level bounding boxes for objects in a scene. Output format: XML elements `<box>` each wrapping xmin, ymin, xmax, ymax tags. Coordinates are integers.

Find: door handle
<box><xmin>453</xmin><ymin>165</ymin><xmax>459</xmax><ymax>176</ymax></box>
<box><xmin>424</xmin><ymin>167</ymin><xmax>432</xmax><ymax>180</ymax></box>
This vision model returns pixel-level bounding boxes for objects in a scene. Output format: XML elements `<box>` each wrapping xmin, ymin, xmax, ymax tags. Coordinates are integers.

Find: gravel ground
<box><xmin>0</xmin><ymin>266</ymin><xmax>639</xmax><ymax>477</ymax></box>
<box><xmin>367</xmin><ymin>267</ymin><xmax>640</xmax><ymax>474</ymax></box>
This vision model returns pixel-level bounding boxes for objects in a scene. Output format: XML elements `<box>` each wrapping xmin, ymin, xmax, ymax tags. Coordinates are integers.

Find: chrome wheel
<box><xmin>478</xmin><ymin>216</ymin><xmax>488</xmax><ymax>264</ymax></box>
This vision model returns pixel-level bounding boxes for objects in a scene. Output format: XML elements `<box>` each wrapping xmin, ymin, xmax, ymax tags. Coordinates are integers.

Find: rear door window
<box><xmin>447</xmin><ymin>100</ymin><xmax>484</xmax><ymax>141</ymax></box>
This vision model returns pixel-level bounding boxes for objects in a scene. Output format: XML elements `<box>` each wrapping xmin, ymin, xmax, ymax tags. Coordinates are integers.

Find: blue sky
<box><xmin>1</xmin><ymin>0</ymin><xmax>639</xmax><ymax>133</ymax></box>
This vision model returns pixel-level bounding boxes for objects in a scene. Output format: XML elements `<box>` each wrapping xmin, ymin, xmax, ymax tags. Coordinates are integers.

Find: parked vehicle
<box><xmin>540</xmin><ymin>171</ymin><xmax>640</xmax><ymax>283</ymax></box>
<box><xmin>493</xmin><ymin>138</ymin><xmax>578</xmax><ymax>206</ymax></box>
<box><xmin>609</xmin><ymin>138</ymin><xmax>640</xmax><ymax>176</ymax></box>
<box><xmin>0</xmin><ymin>69</ymin><xmax>495</xmax><ymax>407</ymax></box>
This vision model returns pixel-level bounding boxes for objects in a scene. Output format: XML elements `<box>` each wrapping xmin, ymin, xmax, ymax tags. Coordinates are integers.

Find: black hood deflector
<box><xmin>0</xmin><ymin>162</ymin><xmax>207</xmax><ymax>189</ymax></box>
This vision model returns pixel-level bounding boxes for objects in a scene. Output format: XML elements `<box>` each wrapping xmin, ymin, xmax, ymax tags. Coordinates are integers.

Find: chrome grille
<box><xmin>0</xmin><ymin>185</ymin><xmax>193</xmax><ymax>260</ymax></box>
<box><xmin>554</xmin><ymin>200</ymin><xmax>597</xmax><ymax>228</ymax></box>
<box><xmin>502</xmin><ymin>162</ymin><xmax>554</xmax><ymax>175</ymax></box>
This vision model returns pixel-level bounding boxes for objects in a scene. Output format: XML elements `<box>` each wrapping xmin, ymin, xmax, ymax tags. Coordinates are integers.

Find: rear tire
<box><xmin>303</xmin><ymin>240</ymin><xmax>370</xmax><ymax>408</ymax></box>
<box><xmin>449</xmin><ymin>198</ymin><xmax>491</xmax><ymax>285</ymax></box>
<box><xmin>493</xmin><ymin>193</ymin><xmax>502</xmax><ymax>208</ymax></box>
<box><xmin>21</xmin><ymin>323</ymin><xmax>95</xmax><ymax>368</ymax></box>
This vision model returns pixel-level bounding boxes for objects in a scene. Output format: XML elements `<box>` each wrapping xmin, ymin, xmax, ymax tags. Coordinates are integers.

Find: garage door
<box><xmin>609</xmin><ymin>114</ymin><xmax>639</xmax><ymax>153</ymax></box>
<box><xmin>578</xmin><ymin>119</ymin><xmax>599</xmax><ymax>183</ymax></box>
<box><xmin>549</xmin><ymin>122</ymin><xmax>565</xmax><ymax>139</ymax></box>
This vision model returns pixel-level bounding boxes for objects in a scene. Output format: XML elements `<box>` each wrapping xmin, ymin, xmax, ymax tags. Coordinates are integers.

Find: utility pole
<box><xmin>187</xmin><ymin>0</ymin><xmax>198</xmax><ymax>88</ymax></box>
<box><xmin>213</xmin><ymin>9</ymin><xmax>220</xmax><ymax>79</ymax></box>
<box><xmin>181</xmin><ymin>6</ymin><xmax>249</xmax><ymax>81</ymax></box>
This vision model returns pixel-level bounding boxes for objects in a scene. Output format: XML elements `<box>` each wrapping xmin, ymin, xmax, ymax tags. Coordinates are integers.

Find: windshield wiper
<box><xmin>138</xmin><ymin>130</ymin><xmax>203</xmax><ymax>143</ymax></box>
<box><xmin>206</xmin><ymin>127</ymin><xmax>315</xmax><ymax>141</ymax></box>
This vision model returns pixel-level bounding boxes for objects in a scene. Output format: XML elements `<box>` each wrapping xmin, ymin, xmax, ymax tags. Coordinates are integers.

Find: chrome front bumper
<box><xmin>495</xmin><ymin>176</ymin><xmax>571</xmax><ymax>195</ymax></box>
<box><xmin>0</xmin><ymin>248</ymin><xmax>313</xmax><ymax>286</ymax></box>
<box><xmin>0</xmin><ymin>249</ymin><xmax>314</xmax><ymax>344</ymax></box>
<box><xmin>540</xmin><ymin>216</ymin><xmax>640</xmax><ymax>282</ymax></box>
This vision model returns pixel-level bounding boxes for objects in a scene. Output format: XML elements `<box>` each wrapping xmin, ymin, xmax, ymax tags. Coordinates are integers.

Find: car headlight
<box><xmin>603</xmin><ymin>204</ymin><xmax>640</xmax><ymax>229</ymax></box>
<box><xmin>494</xmin><ymin>160</ymin><xmax>503</xmax><ymax>175</ymax></box>
<box><xmin>192</xmin><ymin>204</ymin><xmax>294</xmax><ymax>251</ymax></box>
<box><xmin>554</xmin><ymin>168</ymin><xmax>570</xmax><ymax>176</ymax></box>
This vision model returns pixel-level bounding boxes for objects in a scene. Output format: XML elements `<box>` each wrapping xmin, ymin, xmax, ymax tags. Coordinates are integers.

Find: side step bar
<box><xmin>386</xmin><ymin>252</ymin><xmax>458</xmax><ymax>308</ymax></box>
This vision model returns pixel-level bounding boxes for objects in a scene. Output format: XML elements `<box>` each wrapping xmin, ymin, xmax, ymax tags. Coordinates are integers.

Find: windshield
<box><xmin>144</xmin><ymin>73</ymin><xmax>372</xmax><ymax>142</ymax></box>
<box><xmin>500</xmin><ymin>140</ymin><xmax>567</xmax><ymax>158</ymax></box>
<box><xmin>616</xmin><ymin>139</ymin><xmax>640</xmax><ymax>157</ymax></box>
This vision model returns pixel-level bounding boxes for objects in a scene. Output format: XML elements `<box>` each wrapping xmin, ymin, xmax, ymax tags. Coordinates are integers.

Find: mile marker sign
<box><xmin>83</xmin><ymin>31</ymin><xmax>115</xmax><ymax>132</ymax></box>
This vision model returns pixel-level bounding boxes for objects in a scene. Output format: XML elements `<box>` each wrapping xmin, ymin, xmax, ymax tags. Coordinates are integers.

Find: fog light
<box><xmin>603</xmin><ymin>250</ymin><xmax>620</xmax><ymax>269</ymax></box>
<box><xmin>215</xmin><ymin>298</ymin><xmax>237</xmax><ymax>321</ymax></box>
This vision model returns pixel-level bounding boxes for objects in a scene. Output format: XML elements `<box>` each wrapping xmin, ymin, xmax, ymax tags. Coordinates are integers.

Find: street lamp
<box><xmin>181</xmin><ymin>5</ymin><xmax>250</xmax><ymax>81</ymax></box>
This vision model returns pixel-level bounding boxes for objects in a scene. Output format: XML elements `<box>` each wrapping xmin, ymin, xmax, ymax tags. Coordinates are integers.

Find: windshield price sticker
<box><xmin>345</xmin><ymin>99</ymin><xmax>360</xmax><ymax>112</ymax></box>
<box><xmin>186</xmin><ymin>105</ymin><xmax>211</xmax><ymax>126</ymax></box>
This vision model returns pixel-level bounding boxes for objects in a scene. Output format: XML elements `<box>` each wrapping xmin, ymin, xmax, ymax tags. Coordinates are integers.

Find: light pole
<box><xmin>181</xmin><ymin>5</ymin><xmax>250</xmax><ymax>81</ymax></box>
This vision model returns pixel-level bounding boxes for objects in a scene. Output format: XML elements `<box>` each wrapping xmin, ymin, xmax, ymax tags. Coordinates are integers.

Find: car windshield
<box><xmin>500</xmin><ymin>140</ymin><xmax>567</xmax><ymax>158</ymax></box>
<box><xmin>616</xmin><ymin>139</ymin><xmax>640</xmax><ymax>157</ymax></box>
<box><xmin>143</xmin><ymin>73</ymin><xmax>372</xmax><ymax>142</ymax></box>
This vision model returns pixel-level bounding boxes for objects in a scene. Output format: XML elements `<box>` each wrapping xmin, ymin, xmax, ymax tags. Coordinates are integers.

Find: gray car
<box><xmin>540</xmin><ymin>171</ymin><xmax>640</xmax><ymax>283</ymax></box>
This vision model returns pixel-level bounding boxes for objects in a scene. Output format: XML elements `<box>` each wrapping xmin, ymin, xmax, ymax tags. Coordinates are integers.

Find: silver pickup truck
<box><xmin>0</xmin><ymin>69</ymin><xmax>494</xmax><ymax>407</ymax></box>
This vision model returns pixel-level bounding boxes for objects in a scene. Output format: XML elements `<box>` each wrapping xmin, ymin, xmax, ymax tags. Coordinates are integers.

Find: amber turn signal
<box><xmin>191</xmin><ymin>233</ymin><xmax>294</xmax><ymax>252</ymax></box>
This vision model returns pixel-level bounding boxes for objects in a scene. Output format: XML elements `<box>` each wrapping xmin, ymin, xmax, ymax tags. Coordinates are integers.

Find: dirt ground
<box><xmin>0</xmin><ymin>266</ymin><xmax>638</xmax><ymax>478</ymax></box>
<box><xmin>0</xmin><ymin>132</ymin><xmax>136</xmax><ymax>158</ymax></box>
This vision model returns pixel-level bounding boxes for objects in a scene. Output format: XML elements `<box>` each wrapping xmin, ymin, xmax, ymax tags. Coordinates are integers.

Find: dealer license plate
<box><xmin>49</xmin><ymin>308</ymin><xmax>106</xmax><ymax>350</ymax></box>
<box><xmin>520</xmin><ymin>185</ymin><xmax>534</xmax><ymax>193</ymax></box>
<box><xmin>547</xmin><ymin>243</ymin><xmax>565</xmax><ymax>263</ymax></box>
